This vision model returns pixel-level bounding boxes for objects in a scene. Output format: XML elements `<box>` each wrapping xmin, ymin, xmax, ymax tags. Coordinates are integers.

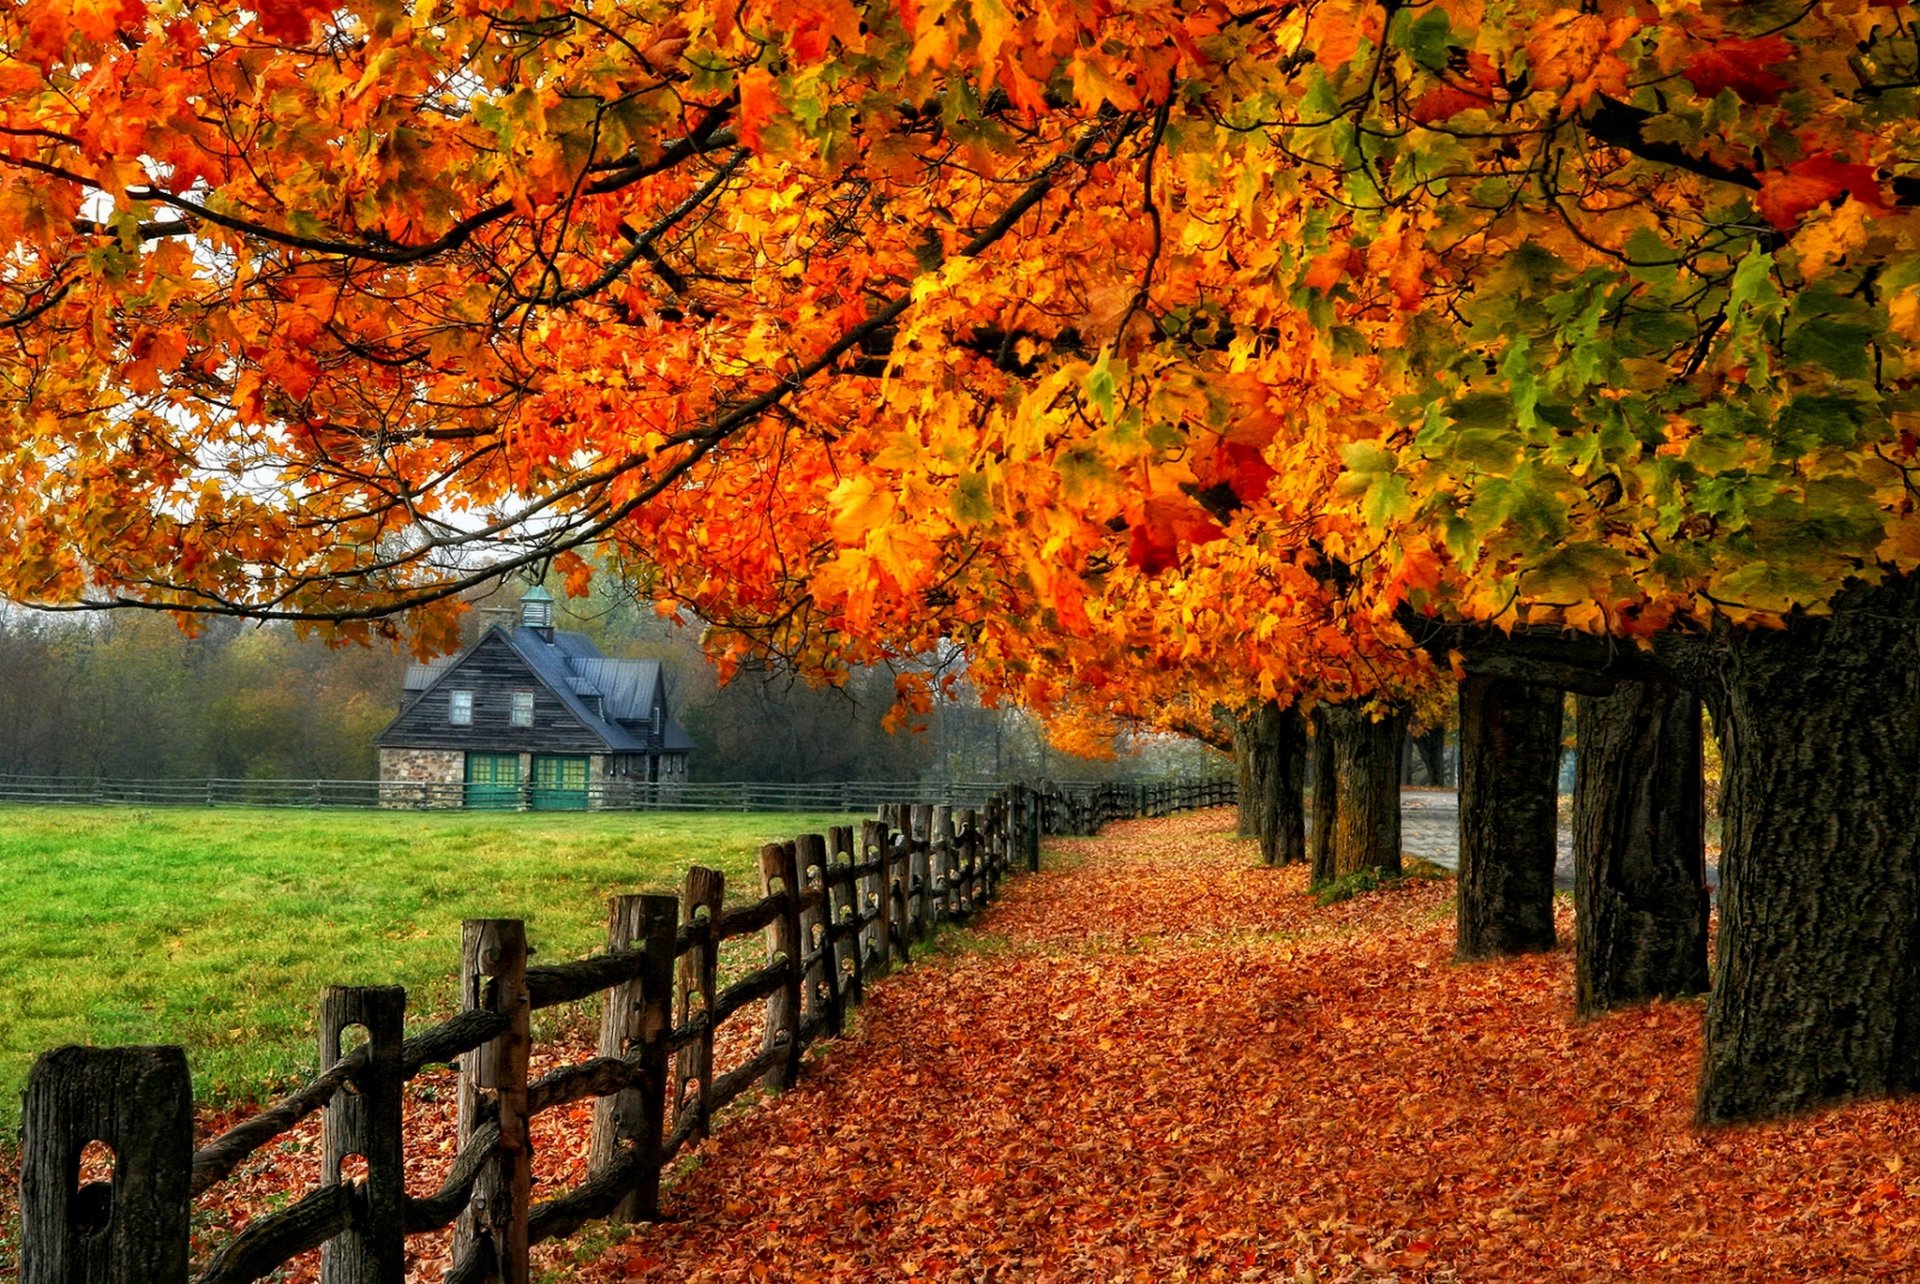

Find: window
<box><xmin>511</xmin><ymin>691</ymin><xmax>535</xmax><ymax>727</ymax></box>
<box><xmin>448</xmin><ymin>690</ymin><xmax>473</xmax><ymax>726</ymax></box>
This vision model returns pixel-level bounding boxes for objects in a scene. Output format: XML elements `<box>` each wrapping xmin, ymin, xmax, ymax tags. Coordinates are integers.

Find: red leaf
<box><xmin>1409</xmin><ymin>84</ymin><xmax>1487</xmax><ymax>124</ymax></box>
<box><xmin>253</xmin><ymin>0</ymin><xmax>332</xmax><ymax>43</ymax></box>
<box><xmin>1757</xmin><ymin>154</ymin><xmax>1888</xmax><ymax>230</ymax></box>
<box><xmin>1683</xmin><ymin>35</ymin><xmax>1794</xmax><ymax>103</ymax></box>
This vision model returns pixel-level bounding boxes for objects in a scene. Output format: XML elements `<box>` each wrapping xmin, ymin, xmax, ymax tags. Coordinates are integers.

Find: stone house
<box><xmin>376</xmin><ymin>588</ymin><xmax>694</xmax><ymax>808</ymax></box>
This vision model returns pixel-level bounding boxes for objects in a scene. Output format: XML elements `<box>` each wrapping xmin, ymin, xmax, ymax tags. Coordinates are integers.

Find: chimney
<box><xmin>519</xmin><ymin>584</ymin><xmax>555</xmax><ymax>641</ymax></box>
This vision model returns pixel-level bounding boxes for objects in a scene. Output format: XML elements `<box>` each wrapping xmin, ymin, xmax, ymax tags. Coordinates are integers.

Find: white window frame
<box><xmin>510</xmin><ymin>691</ymin><xmax>535</xmax><ymax>727</ymax></box>
<box><xmin>448</xmin><ymin>689</ymin><xmax>473</xmax><ymax>726</ymax></box>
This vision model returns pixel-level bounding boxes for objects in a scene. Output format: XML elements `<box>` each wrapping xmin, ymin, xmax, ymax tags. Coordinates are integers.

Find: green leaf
<box><xmin>1340</xmin><ymin>440</ymin><xmax>1396</xmax><ymax>473</ymax></box>
<box><xmin>1401</xmin><ymin>8</ymin><xmax>1454</xmax><ymax>72</ymax></box>
<box><xmin>951</xmin><ymin>472</ymin><xmax>993</xmax><ymax>526</ymax></box>
<box><xmin>1447</xmin><ymin>392</ymin><xmax>1513</xmax><ymax>431</ymax></box>
<box><xmin>1774</xmin><ymin>394</ymin><xmax>1869</xmax><ymax>453</ymax></box>
<box><xmin>1084</xmin><ymin>353</ymin><xmax>1118</xmax><ymax>420</ymax></box>
<box><xmin>1728</xmin><ymin>248</ymin><xmax>1781</xmax><ymax>319</ymax></box>
<box><xmin>1783</xmin><ymin>317</ymin><xmax>1876</xmax><ymax>382</ymax></box>
<box><xmin>1362</xmin><ymin>473</ymin><xmax>1414</xmax><ymax>529</ymax></box>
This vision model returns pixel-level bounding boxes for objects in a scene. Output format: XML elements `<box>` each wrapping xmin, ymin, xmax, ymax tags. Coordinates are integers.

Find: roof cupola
<box><xmin>520</xmin><ymin>584</ymin><xmax>554</xmax><ymax>639</ymax></box>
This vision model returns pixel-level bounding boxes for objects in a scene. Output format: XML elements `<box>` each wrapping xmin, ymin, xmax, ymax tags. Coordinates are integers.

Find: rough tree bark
<box><xmin>1242</xmin><ymin>702</ymin><xmax>1307</xmax><ymax>866</ymax></box>
<box><xmin>1309</xmin><ymin>707</ymin><xmax>1337</xmax><ymax>886</ymax></box>
<box><xmin>1233</xmin><ymin>718</ymin><xmax>1256</xmax><ymax>838</ymax></box>
<box><xmin>1573</xmin><ymin>680</ymin><xmax>1709</xmax><ymax>1019</ymax></box>
<box><xmin>1694</xmin><ymin>576</ymin><xmax>1920</xmax><ymax>1124</ymax></box>
<box><xmin>1319</xmin><ymin>703</ymin><xmax>1405</xmax><ymax>882</ymax></box>
<box><xmin>1407</xmin><ymin>593</ymin><xmax>1920</xmax><ymax>1123</ymax></box>
<box><xmin>1456</xmin><ymin>675</ymin><xmax>1564</xmax><ymax>960</ymax></box>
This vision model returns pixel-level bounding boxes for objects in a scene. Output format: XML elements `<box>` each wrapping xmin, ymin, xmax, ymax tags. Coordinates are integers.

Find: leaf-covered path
<box><xmin>554</xmin><ymin>809</ymin><xmax>1920</xmax><ymax>1282</ymax></box>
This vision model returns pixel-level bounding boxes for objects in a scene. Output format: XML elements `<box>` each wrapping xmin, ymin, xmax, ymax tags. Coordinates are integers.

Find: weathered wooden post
<box><xmin>830</xmin><ymin>825</ymin><xmax>866</xmax><ymax>1005</ymax></box>
<box><xmin>456</xmin><ymin>919</ymin><xmax>530</xmax><ymax>1284</ymax></box>
<box><xmin>923</xmin><ymin>806</ymin><xmax>948</xmax><ymax>921</ymax></box>
<box><xmin>759</xmin><ymin>843</ymin><xmax>804</xmax><ymax>1091</ymax></box>
<box><xmin>862</xmin><ymin>819</ymin><xmax>895</xmax><ymax>978</ymax></box>
<box><xmin>1026</xmin><ymin>785</ymin><xmax>1042</xmax><ymax>871</ymax></box>
<box><xmin>22</xmin><ymin>1046</ymin><xmax>193</xmax><ymax>1284</ymax></box>
<box><xmin>894</xmin><ymin>823</ymin><xmax>921</xmax><ymax>945</ymax></box>
<box><xmin>320</xmin><ymin>986</ymin><xmax>406</xmax><ymax>1284</ymax></box>
<box><xmin>589</xmin><ymin>893</ymin><xmax>679</xmax><ymax>1222</ymax></box>
<box><xmin>674</xmin><ymin>867</ymin><xmax>725</xmax><ymax>1140</ymax></box>
<box><xmin>956</xmin><ymin>808</ymin><xmax>979</xmax><ymax>912</ymax></box>
<box><xmin>797</xmin><ymin>833</ymin><xmax>843</xmax><ymax>1039</ymax></box>
<box><xmin>909</xmin><ymin>806</ymin><xmax>933</xmax><ymax>931</ymax></box>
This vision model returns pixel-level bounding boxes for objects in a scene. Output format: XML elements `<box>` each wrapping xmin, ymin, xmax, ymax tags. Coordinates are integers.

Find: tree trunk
<box><xmin>1573</xmin><ymin>680</ymin><xmax>1708</xmax><ymax>1018</ymax></box>
<box><xmin>1233</xmin><ymin>718</ymin><xmax>1256</xmax><ymax>838</ymax></box>
<box><xmin>1243</xmin><ymin>702</ymin><xmax>1307</xmax><ymax>866</ymax></box>
<box><xmin>1321</xmin><ymin>703</ymin><xmax>1404</xmax><ymax>881</ymax></box>
<box><xmin>1695</xmin><ymin>577</ymin><xmax>1920</xmax><ymax>1124</ymax></box>
<box><xmin>1456</xmin><ymin>675</ymin><xmax>1564</xmax><ymax>960</ymax></box>
<box><xmin>1309</xmin><ymin>707</ymin><xmax>1336</xmax><ymax>885</ymax></box>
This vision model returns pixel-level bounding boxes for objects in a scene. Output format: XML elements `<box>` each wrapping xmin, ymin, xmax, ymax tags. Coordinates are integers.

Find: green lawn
<box><xmin>0</xmin><ymin>805</ymin><xmax>853</xmax><ymax>1128</ymax></box>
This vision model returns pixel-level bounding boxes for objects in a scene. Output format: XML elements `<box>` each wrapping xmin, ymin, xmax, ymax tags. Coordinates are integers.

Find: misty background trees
<box><xmin>0</xmin><ymin>593</ymin><xmax>1220</xmax><ymax>783</ymax></box>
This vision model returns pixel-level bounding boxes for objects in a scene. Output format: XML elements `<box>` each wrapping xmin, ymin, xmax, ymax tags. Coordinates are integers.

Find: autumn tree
<box><xmin>5</xmin><ymin>0</ymin><xmax>1920</xmax><ymax>1125</ymax></box>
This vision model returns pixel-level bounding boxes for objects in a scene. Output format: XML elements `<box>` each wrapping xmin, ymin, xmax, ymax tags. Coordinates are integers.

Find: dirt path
<box><xmin>548</xmin><ymin>809</ymin><xmax>1920</xmax><ymax>1283</ymax></box>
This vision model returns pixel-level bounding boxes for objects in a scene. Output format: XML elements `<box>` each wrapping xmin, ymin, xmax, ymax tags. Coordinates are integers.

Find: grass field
<box><xmin>0</xmin><ymin>805</ymin><xmax>853</xmax><ymax>1128</ymax></box>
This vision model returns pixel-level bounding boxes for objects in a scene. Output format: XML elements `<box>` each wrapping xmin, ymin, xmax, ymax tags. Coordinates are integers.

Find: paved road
<box><xmin>1351</xmin><ymin>789</ymin><xmax>1718</xmax><ymax>892</ymax></box>
<box><xmin>1391</xmin><ymin>789</ymin><xmax>1578</xmax><ymax>889</ymax></box>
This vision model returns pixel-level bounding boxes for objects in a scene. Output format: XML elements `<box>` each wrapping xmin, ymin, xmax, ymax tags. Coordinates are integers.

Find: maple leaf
<box><xmin>735</xmin><ymin>69</ymin><xmax>780</xmax><ymax>151</ymax></box>
<box><xmin>1757</xmin><ymin>154</ymin><xmax>1890</xmax><ymax>230</ymax></box>
<box><xmin>1683</xmin><ymin>35</ymin><xmax>1795</xmax><ymax>103</ymax></box>
<box><xmin>253</xmin><ymin>0</ymin><xmax>333</xmax><ymax>43</ymax></box>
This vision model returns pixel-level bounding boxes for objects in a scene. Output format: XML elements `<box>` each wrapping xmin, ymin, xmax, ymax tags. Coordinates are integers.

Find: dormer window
<box><xmin>511</xmin><ymin>691</ymin><xmax>534</xmax><ymax>727</ymax></box>
<box><xmin>654</xmin><ymin>704</ymin><xmax>663</xmax><ymax>736</ymax></box>
<box><xmin>448</xmin><ymin>690</ymin><xmax>473</xmax><ymax>726</ymax></box>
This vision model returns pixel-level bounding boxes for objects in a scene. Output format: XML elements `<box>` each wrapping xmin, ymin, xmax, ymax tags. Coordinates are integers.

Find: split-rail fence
<box><xmin>19</xmin><ymin>777</ymin><xmax>1235</xmax><ymax>1284</ymax></box>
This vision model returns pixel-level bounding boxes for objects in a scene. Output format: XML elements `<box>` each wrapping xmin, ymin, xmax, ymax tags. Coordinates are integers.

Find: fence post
<box><xmin>830</xmin><ymin>825</ymin><xmax>866</xmax><ymax>1006</ymax></box>
<box><xmin>797</xmin><ymin>833</ymin><xmax>843</xmax><ymax>1039</ymax></box>
<box><xmin>455</xmin><ymin>919</ymin><xmax>530</xmax><ymax>1284</ymax></box>
<box><xmin>589</xmin><ymin>894</ymin><xmax>678</xmax><ymax>1222</ymax></box>
<box><xmin>862</xmin><ymin>819</ymin><xmax>895</xmax><ymax>977</ymax></box>
<box><xmin>920</xmin><ymin>806</ymin><xmax>945</xmax><ymax>922</ymax></box>
<box><xmin>674</xmin><ymin>867</ymin><xmax>725</xmax><ymax>1141</ymax></box>
<box><xmin>902</xmin><ymin>807</ymin><xmax>926</xmax><ymax>932</ymax></box>
<box><xmin>320</xmin><ymin>986</ymin><xmax>406</xmax><ymax>1284</ymax></box>
<box><xmin>22</xmin><ymin>1045</ymin><xmax>193</xmax><ymax>1284</ymax></box>
<box><xmin>759</xmin><ymin>843</ymin><xmax>804</xmax><ymax>1091</ymax></box>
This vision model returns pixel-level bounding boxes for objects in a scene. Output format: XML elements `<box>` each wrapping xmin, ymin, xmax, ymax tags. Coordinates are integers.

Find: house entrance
<box><xmin>531</xmin><ymin>754</ymin><xmax>590</xmax><ymax>810</ymax></box>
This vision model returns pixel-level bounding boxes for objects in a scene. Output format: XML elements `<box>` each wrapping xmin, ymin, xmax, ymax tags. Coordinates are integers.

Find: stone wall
<box><xmin>378</xmin><ymin>747</ymin><xmax>465</xmax><ymax>809</ymax></box>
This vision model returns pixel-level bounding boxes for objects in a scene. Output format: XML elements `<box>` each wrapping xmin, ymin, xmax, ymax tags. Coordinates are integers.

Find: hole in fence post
<box><xmin>337</xmin><ymin>1022</ymin><xmax>369</xmax><ymax>1095</ymax></box>
<box><xmin>72</xmin><ymin>1139</ymin><xmax>115</xmax><ymax>1236</ymax></box>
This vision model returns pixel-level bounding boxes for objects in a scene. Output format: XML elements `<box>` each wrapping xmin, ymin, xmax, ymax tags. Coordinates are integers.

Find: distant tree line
<box><xmin>0</xmin><ymin>609</ymin><xmax>402</xmax><ymax>779</ymax></box>
<box><xmin>0</xmin><ymin>598</ymin><xmax>1220</xmax><ymax>784</ymax></box>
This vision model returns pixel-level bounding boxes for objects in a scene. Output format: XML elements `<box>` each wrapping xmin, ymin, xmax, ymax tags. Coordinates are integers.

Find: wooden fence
<box><xmin>0</xmin><ymin>774</ymin><xmax>1214</xmax><ymax>814</ymax></box>
<box><xmin>18</xmin><ymin>778</ymin><xmax>1235</xmax><ymax>1284</ymax></box>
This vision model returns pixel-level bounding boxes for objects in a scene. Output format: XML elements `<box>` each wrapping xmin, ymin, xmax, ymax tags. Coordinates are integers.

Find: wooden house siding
<box><xmin>377</xmin><ymin>633</ymin><xmax>608</xmax><ymax>754</ymax></box>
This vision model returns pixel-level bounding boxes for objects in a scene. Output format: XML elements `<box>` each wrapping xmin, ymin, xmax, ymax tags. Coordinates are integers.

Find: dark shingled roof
<box><xmin>388</xmin><ymin>625</ymin><xmax>692</xmax><ymax>754</ymax></box>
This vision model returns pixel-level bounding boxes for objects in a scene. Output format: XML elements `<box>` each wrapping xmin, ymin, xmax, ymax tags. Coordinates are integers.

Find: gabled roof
<box><xmin>496</xmin><ymin>627</ymin><xmax>651</xmax><ymax>752</ymax></box>
<box><xmin>380</xmin><ymin>625</ymin><xmax>692</xmax><ymax>755</ymax></box>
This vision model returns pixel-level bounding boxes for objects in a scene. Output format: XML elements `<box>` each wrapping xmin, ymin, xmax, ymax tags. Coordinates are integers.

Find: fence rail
<box><xmin>19</xmin><ymin>777</ymin><xmax>1235</xmax><ymax>1284</ymax></box>
<box><xmin>0</xmin><ymin>774</ymin><xmax>1215</xmax><ymax>814</ymax></box>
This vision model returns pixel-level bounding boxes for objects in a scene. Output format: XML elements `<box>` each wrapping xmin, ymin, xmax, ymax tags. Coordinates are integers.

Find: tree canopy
<box><xmin>5</xmin><ymin>0</ymin><xmax>1913</xmax><ymax>711</ymax></box>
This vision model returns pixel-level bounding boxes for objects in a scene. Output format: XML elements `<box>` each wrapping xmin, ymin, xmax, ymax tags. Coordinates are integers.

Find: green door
<box><xmin>464</xmin><ymin>753</ymin><xmax>520</xmax><ymax>810</ymax></box>
<box><xmin>531</xmin><ymin>754</ymin><xmax>590</xmax><ymax>810</ymax></box>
